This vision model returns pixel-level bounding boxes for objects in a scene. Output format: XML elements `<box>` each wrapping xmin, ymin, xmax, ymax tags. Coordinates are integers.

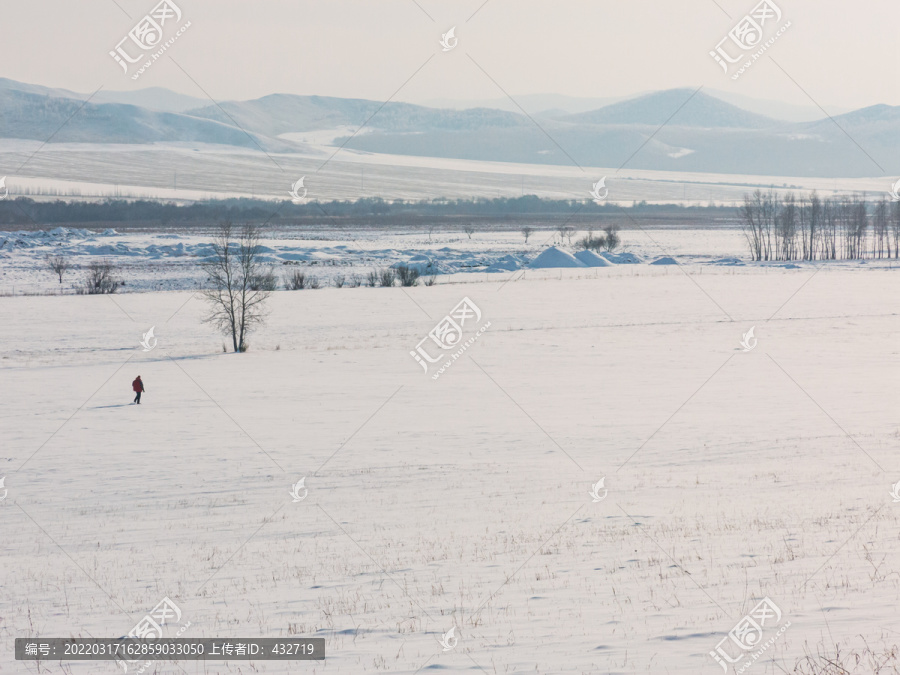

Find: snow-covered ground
<box><xmin>2</xmin><ymin>262</ymin><xmax>899</xmax><ymax>674</ymax></box>
<box><xmin>4</xmin><ymin>224</ymin><xmax>899</xmax><ymax>296</ymax></box>
<box><xmin>0</xmin><ymin>139</ymin><xmax>885</xmax><ymax>205</ymax></box>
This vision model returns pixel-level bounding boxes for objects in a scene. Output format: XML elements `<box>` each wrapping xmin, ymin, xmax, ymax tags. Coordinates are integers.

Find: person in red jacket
<box><xmin>132</xmin><ymin>376</ymin><xmax>145</xmax><ymax>404</ymax></box>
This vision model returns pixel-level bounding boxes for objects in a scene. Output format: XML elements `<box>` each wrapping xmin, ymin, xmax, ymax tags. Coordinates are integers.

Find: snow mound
<box><xmin>600</xmin><ymin>251</ymin><xmax>642</xmax><ymax>264</ymax></box>
<box><xmin>650</xmin><ymin>256</ymin><xmax>678</xmax><ymax>265</ymax></box>
<box><xmin>485</xmin><ymin>254</ymin><xmax>526</xmax><ymax>273</ymax></box>
<box><xmin>392</xmin><ymin>255</ymin><xmax>443</xmax><ymax>274</ymax></box>
<box><xmin>710</xmin><ymin>257</ymin><xmax>744</xmax><ymax>266</ymax></box>
<box><xmin>574</xmin><ymin>250</ymin><xmax>613</xmax><ymax>267</ymax></box>
<box><xmin>529</xmin><ymin>247</ymin><xmax>586</xmax><ymax>269</ymax></box>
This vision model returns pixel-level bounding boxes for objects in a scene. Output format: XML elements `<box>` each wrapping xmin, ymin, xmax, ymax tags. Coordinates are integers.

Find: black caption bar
<box><xmin>15</xmin><ymin>638</ymin><xmax>325</xmax><ymax>661</ymax></box>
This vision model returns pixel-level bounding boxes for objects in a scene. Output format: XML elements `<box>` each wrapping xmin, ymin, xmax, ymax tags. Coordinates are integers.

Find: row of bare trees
<box><xmin>740</xmin><ymin>190</ymin><xmax>900</xmax><ymax>261</ymax></box>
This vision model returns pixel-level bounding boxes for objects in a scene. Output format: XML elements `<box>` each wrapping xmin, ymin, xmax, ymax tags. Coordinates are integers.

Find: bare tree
<box><xmin>892</xmin><ymin>200</ymin><xmax>900</xmax><ymax>259</ymax></box>
<box><xmin>522</xmin><ymin>226</ymin><xmax>534</xmax><ymax>244</ymax></box>
<box><xmin>463</xmin><ymin>224</ymin><xmax>475</xmax><ymax>239</ymax></box>
<box><xmin>47</xmin><ymin>255</ymin><xmax>71</xmax><ymax>284</ymax></box>
<box><xmin>201</xmin><ymin>223</ymin><xmax>271</xmax><ymax>353</ymax></box>
<box><xmin>873</xmin><ymin>198</ymin><xmax>888</xmax><ymax>259</ymax></box>
<box><xmin>603</xmin><ymin>225</ymin><xmax>621</xmax><ymax>252</ymax></box>
<box><xmin>777</xmin><ymin>192</ymin><xmax>798</xmax><ymax>261</ymax></box>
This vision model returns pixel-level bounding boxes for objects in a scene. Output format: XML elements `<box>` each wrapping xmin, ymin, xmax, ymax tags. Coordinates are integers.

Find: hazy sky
<box><xmin>2</xmin><ymin>0</ymin><xmax>897</xmax><ymax>110</ymax></box>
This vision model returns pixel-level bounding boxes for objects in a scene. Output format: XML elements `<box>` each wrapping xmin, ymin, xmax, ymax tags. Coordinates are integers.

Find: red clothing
<box><xmin>132</xmin><ymin>378</ymin><xmax>144</xmax><ymax>393</ymax></box>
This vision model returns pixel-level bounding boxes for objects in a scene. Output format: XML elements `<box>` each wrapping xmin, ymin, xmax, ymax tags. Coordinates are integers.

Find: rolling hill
<box><xmin>0</xmin><ymin>79</ymin><xmax>896</xmax><ymax>178</ymax></box>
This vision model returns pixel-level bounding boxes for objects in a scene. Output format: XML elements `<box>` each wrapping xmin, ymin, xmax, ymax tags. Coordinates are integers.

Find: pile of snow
<box><xmin>392</xmin><ymin>254</ymin><xmax>444</xmax><ymax>275</ymax></box>
<box><xmin>601</xmin><ymin>251</ymin><xmax>642</xmax><ymax>264</ymax></box>
<box><xmin>0</xmin><ymin>227</ymin><xmax>105</xmax><ymax>250</ymax></box>
<box><xmin>574</xmin><ymin>250</ymin><xmax>613</xmax><ymax>267</ymax></box>
<box><xmin>710</xmin><ymin>257</ymin><xmax>744</xmax><ymax>266</ymax></box>
<box><xmin>485</xmin><ymin>254</ymin><xmax>527</xmax><ymax>273</ymax></box>
<box><xmin>650</xmin><ymin>256</ymin><xmax>678</xmax><ymax>265</ymax></box>
<box><xmin>529</xmin><ymin>247</ymin><xmax>586</xmax><ymax>269</ymax></box>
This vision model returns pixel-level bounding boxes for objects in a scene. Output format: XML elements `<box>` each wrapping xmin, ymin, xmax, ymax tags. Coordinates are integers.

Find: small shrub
<box><xmin>333</xmin><ymin>274</ymin><xmax>346</xmax><ymax>288</ymax></box>
<box><xmin>424</xmin><ymin>275</ymin><xmax>437</xmax><ymax>286</ymax></box>
<box><xmin>397</xmin><ymin>266</ymin><xmax>420</xmax><ymax>287</ymax></box>
<box><xmin>365</xmin><ymin>270</ymin><xmax>379</xmax><ymax>287</ymax></box>
<box><xmin>284</xmin><ymin>270</ymin><xmax>318</xmax><ymax>290</ymax></box>
<box><xmin>603</xmin><ymin>226</ymin><xmax>621</xmax><ymax>252</ymax></box>
<box><xmin>81</xmin><ymin>259</ymin><xmax>120</xmax><ymax>294</ymax></box>
<box><xmin>250</xmin><ymin>269</ymin><xmax>278</xmax><ymax>291</ymax></box>
<box><xmin>347</xmin><ymin>273</ymin><xmax>362</xmax><ymax>288</ymax></box>
<box><xmin>378</xmin><ymin>268</ymin><xmax>396</xmax><ymax>287</ymax></box>
<box><xmin>577</xmin><ymin>234</ymin><xmax>607</xmax><ymax>252</ymax></box>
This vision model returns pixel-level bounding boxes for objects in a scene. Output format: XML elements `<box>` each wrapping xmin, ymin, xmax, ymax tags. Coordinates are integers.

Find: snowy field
<box><xmin>2</xmin><ymin>263</ymin><xmax>899</xmax><ymax>674</ymax></box>
<box><xmin>5</xmin><ymin>224</ymin><xmax>900</xmax><ymax>296</ymax></box>
<box><xmin>0</xmin><ymin>139</ymin><xmax>884</xmax><ymax>206</ymax></box>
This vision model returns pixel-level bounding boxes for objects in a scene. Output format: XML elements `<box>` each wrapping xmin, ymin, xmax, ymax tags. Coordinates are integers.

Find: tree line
<box><xmin>0</xmin><ymin>195</ymin><xmax>734</xmax><ymax>226</ymax></box>
<box><xmin>740</xmin><ymin>190</ymin><xmax>900</xmax><ymax>261</ymax></box>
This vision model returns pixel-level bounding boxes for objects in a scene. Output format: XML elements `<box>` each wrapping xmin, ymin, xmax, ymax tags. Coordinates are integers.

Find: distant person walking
<box><xmin>132</xmin><ymin>376</ymin><xmax>145</xmax><ymax>404</ymax></box>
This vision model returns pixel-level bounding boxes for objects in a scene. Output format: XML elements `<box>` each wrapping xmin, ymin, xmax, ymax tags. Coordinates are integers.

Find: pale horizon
<box><xmin>1</xmin><ymin>0</ymin><xmax>895</xmax><ymax>111</ymax></box>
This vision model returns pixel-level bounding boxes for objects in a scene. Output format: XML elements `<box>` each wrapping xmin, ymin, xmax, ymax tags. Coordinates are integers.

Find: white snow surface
<box><xmin>2</xmin><ymin>264</ymin><xmax>899</xmax><ymax>674</ymax></box>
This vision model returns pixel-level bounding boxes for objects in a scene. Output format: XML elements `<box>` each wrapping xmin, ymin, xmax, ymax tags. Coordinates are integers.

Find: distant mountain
<box><xmin>561</xmin><ymin>89</ymin><xmax>779</xmax><ymax>129</ymax></box>
<box><xmin>806</xmin><ymin>103</ymin><xmax>900</xmax><ymax>130</ymax></box>
<box><xmin>0</xmin><ymin>87</ymin><xmax>292</xmax><ymax>150</ymax></box>
<box><xmin>184</xmin><ymin>94</ymin><xmax>526</xmax><ymax>137</ymax></box>
<box><xmin>93</xmin><ymin>88</ymin><xmax>209</xmax><ymax>113</ymax></box>
<box><xmin>706</xmin><ymin>88</ymin><xmax>851</xmax><ymax>123</ymax></box>
<box><xmin>0</xmin><ymin>78</ymin><xmax>207</xmax><ymax>114</ymax></box>
<box><xmin>0</xmin><ymin>77</ymin><xmax>86</xmax><ymax>101</ymax></box>
<box><xmin>0</xmin><ymin>78</ymin><xmax>897</xmax><ymax>178</ymax></box>
<box><xmin>423</xmin><ymin>93</ymin><xmax>632</xmax><ymax>115</ymax></box>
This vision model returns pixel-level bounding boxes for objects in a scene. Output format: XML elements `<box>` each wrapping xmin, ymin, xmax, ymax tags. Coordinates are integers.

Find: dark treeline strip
<box><xmin>0</xmin><ymin>196</ymin><xmax>736</xmax><ymax>228</ymax></box>
<box><xmin>740</xmin><ymin>190</ymin><xmax>900</xmax><ymax>261</ymax></box>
